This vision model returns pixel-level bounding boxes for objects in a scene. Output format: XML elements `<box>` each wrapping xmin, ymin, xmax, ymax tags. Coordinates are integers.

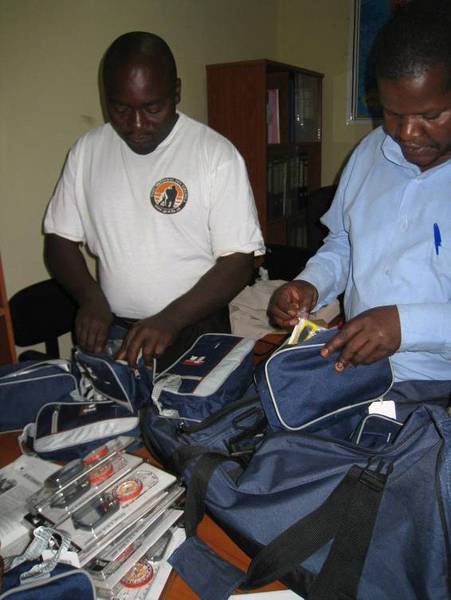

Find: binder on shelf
<box><xmin>267</xmin><ymin>71</ymin><xmax>290</xmax><ymax>144</ymax></box>
<box><xmin>298</xmin><ymin>155</ymin><xmax>309</xmax><ymax>211</ymax></box>
<box><xmin>267</xmin><ymin>157</ymin><xmax>288</xmax><ymax>220</ymax></box>
<box><xmin>266</xmin><ymin>88</ymin><xmax>280</xmax><ymax>144</ymax></box>
<box><xmin>285</xmin><ymin>155</ymin><xmax>298</xmax><ymax>217</ymax></box>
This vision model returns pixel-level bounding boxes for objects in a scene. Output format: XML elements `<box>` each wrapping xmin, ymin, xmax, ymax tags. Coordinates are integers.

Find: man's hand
<box><xmin>320</xmin><ymin>305</ymin><xmax>401</xmax><ymax>370</ymax></box>
<box><xmin>116</xmin><ymin>314</ymin><xmax>182</xmax><ymax>368</ymax></box>
<box><xmin>268</xmin><ymin>280</ymin><xmax>319</xmax><ymax>329</ymax></box>
<box><xmin>75</xmin><ymin>294</ymin><xmax>113</xmax><ymax>354</ymax></box>
<box><xmin>45</xmin><ymin>234</ymin><xmax>113</xmax><ymax>354</ymax></box>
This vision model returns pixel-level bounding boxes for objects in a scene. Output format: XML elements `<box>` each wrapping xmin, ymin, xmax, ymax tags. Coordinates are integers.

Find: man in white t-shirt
<box><xmin>44</xmin><ymin>31</ymin><xmax>264</xmax><ymax>368</ymax></box>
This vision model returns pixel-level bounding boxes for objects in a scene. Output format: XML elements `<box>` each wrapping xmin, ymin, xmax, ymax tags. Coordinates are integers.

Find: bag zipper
<box><xmin>177</xmin><ymin>394</ymin><xmax>260</xmax><ymax>435</ymax></box>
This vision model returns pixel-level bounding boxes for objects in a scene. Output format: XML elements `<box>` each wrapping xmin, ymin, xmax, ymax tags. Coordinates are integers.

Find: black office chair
<box><xmin>9</xmin><ymin>279</ymin><xmax>77</xmax><ymax>361</ymax></box>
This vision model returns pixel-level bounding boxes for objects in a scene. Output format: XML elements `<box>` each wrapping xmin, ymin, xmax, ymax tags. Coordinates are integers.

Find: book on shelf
<box><xmin>298</xmin><ymin>155</ymin><xmax>309</xmax><ymax>209</ymax></box>
<box><xmin>267</xmin><ymin>157</ymin><xmax>286</xmax><ymax>219</ymax></box>
<box><xmin>266</xmin><ymin>88</ymin><xmax>280</xmax><ymax>144</ymax></box>
<box><xmin>267</xmin><ymin>153</ymin><xmax>310</xmax><ymax>220</ymax></box>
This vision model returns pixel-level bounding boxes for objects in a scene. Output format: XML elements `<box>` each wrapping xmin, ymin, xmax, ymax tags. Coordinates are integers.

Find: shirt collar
<box><xmin>381</xmin><ymin>130</ymin><xmax>451</xmax><ymax>178</ymax></box>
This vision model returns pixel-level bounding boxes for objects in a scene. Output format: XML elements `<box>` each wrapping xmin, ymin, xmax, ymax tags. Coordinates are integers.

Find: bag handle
<box><xmin>176</xmin><ymin>451</ymin><xmax>389</xmax><ymax>599</ymax></box>
<box><xmin>307</xmin><ymin>462</ymin><xmax>390</xmax><ymax>599</ymax></box>
<box><xmin>246</xmin><ymin>461</ymin><xmax>390</xmax><ymax>596</ymax></box>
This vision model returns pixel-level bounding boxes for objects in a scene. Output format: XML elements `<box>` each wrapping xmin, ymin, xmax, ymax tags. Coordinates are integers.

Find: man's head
<box><xmin>102</xmin><ymin>32</ymin><xmax>181</xmax><ymax>155</ymax></box>
<box><xmin>372</xmin><ymin>0</ymin><xmax>451</xmax><ymax>170</ymax></box>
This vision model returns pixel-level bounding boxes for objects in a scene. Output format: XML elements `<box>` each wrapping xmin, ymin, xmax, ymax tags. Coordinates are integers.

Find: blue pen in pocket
<box><xmin>433</xmin><ymin>222</ymin><xmax>441</xmax><ymax>255</ymax></box>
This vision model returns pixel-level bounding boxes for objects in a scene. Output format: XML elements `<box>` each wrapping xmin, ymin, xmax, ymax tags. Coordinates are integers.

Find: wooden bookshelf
<box><xmin>206</xmin><ymin>59</ymin><xmax>323</xmax><ymax>246</ymax></box>
<box><xmin>0</xmin><ymin>254</ymin><xmax>17</xmax><ymax>364</ymax></box>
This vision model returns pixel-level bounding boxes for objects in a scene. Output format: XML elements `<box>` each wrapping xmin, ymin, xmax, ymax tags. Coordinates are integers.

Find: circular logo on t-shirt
<box><xmin>150</xmin><ymin>178</ymin><xmax>188</xmax><ymax>214</ymax></box>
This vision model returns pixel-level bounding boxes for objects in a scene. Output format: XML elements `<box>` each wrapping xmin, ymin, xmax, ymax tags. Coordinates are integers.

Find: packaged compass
<box><xmin>93</xmin><ymin>508</ymin><xmax>183</xmax><ymax>598</ymax></box>
<box><xmin>86</xmin><ymin>484</ymin><xmax>183</xmax><ymax>583</ymax></box>
<box><xmin>96</xmin><ymin>525</ymin><xmax>187</xmax><ymax>599</ymax></box>
<box><xmin>56</xmin><ymin>463</ymin><xmax>178</xmax><ymax>566</ymax></box>
<box><xmin>26</xmin><ymin>437</ymin><xmax>141</xmax><ymax>526</ymax></box>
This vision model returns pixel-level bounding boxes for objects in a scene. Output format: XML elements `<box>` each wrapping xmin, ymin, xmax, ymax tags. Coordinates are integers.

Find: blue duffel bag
<box><xmin>0</xmin><ymin>360</ymin><xmax>78</xmax><ymax>432</ymax></box>
<box><xmin>168</xmin><ymin>332</ymin><xmax>451</xmax><ymax>600</ymax></box>
<box><xmin>140</xmin><ymin>333</ymin><xmax>265</xmax><ymax>470</ymax></box>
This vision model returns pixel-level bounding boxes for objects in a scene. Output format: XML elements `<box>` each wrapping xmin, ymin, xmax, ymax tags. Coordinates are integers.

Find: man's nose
<box><xmin>398</xmin><ymin>115</ymin><xmax>422</xmax><ymax>140</ymax></box>
<box><xmin>131</xmin><ymin>109</ymin><xmax>145</xmax><ymax>131</ymax></box>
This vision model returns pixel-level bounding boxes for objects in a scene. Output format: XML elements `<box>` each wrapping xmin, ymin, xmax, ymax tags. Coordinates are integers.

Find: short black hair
<box><xmin>372</xmin><ymin>0</ymin><xmax>451</xmax><ymax>86</ymax></box>
<box><xmin>102</xmin><ymin>31</ymin><xmax>177</xmax><ymax>89</ymax></box>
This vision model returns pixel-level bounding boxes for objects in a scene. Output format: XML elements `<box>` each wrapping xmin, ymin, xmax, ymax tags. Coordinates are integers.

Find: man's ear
<box><xmin>175</xmin><ymin>78</ymin><xmax>181</xmax><ymax>105</ymax></box>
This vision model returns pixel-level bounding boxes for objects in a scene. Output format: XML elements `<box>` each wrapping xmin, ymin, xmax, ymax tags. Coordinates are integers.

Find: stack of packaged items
<box><xmin>21</xmin><ymin>437</ymin><xmax>185</xmax><ymax>598</ymax></box>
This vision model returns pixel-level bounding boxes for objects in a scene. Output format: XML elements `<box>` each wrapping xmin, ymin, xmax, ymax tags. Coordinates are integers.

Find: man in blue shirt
<box><xmin>268</xmin><ymin>0</ymin><xmax>451</xmax><ymax>383</ymax></box>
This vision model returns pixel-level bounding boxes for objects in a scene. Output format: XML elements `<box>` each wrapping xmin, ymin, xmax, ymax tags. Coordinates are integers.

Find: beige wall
<box><xmin>0</xmin><ymin>0</ymin><xmax>374</xmax><ymax>356</ymax></box>
<box><xmin>275</xmin><ymin>0</ymin><xmax>373</xmax><ymax>184</ymax></box>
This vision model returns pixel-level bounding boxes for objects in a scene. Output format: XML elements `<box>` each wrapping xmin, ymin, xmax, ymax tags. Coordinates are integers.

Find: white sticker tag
<box><xmin>368</xmin><ymin>399</ymin><xmax>396</xmax><ymax>419</ymax></box>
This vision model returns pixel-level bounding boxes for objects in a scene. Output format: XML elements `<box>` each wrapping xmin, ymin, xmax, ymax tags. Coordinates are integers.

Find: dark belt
<box><xmin>112</xmin><ymin>315</ymin><xmax>139</xmax><ymax>329</ymax></box>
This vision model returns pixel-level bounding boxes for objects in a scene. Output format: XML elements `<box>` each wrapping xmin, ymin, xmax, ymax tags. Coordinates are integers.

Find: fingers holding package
<box><xmin>267</xmin><ymin>280</ymin><xmax>319</xmax><ymax>329</ymax></box>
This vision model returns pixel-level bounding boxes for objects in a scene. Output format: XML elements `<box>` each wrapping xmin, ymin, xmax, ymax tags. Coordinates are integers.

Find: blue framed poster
<box><xmin>349</xmin><ymin>0</ymin><xmax>410</xmax><ymax>122</ymax></box>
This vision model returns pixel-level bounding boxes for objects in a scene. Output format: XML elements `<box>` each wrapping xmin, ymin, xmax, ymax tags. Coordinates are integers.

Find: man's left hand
<box><xmin>116</xmin><ymin>314</ymin><xmax>182</xmax><ymax>368</ymax></box>
<box><xmin>320</xmin><ymin>305</ymin><xmax>401</xmax><ymax>371</ymax></box>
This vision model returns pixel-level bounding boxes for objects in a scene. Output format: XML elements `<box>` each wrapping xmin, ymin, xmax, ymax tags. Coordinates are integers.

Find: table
<box><xmin>0</xmin><ymin>334</ymin><xmax>287</xmax><ymax>599</ymax></box>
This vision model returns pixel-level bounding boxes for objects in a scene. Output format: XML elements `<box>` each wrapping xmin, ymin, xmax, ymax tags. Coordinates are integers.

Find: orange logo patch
<box><xmin>150</xmin><ymin>178</ymin><xmax>188</xmax><ymax>214</ymax></box>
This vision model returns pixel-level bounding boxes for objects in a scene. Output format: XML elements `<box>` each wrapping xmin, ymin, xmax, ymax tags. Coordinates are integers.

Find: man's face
<box><xmin>105</xmin><ymin>59</ymin><xmax>180</xmax><ymax>155</ymax></box>
<box><xmin>378</xmin><ymin>65</ymin><xmax>451</xmax><ymax>171</ymax></box>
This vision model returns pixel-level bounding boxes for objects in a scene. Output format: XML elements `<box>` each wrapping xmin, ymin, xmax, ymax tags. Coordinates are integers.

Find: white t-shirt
<box><xmin>44</xmin><ymin>112</ymin><xmax>265</xmax><ymax>319</ymax></box>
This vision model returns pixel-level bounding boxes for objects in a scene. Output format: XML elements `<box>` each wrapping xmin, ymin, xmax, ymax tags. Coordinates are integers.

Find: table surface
<box><xmin>0</xmin><ymin>432</ymin><xmax>284</xmax><ymax>599</ymax></box>
<box><xmin>0</xmin><ymin>334</ymin><xmax>287</xmax><ymax>599</ymax></box>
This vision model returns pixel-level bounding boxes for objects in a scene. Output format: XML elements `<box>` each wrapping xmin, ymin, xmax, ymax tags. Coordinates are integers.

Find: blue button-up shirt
<box><xmin>298</xmin><ymin>126</ymin><xmax>451</xmax><ymax>382</ymax></box>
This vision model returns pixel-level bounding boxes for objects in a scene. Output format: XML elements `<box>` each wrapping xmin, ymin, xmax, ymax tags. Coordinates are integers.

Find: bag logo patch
<box><xmin>183</xmin><ymin>355</ymin><xmax>206</xmax><ymax>366</ymax></box>
<box><xmin>150</xmin><ymin>178</ymin><xmax>188</xmax><ymax>214</ymax></box>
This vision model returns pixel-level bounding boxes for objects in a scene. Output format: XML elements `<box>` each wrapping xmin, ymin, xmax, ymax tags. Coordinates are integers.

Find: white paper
<box><xmin>0</xmin><ymin>454</ymin><xmax>59</xmax><ymax>556</ymax></box>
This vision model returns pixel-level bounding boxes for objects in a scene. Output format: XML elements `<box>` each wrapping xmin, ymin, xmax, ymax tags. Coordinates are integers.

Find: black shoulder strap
<box><xmin>182</xmin><ymin>451</ymin><xmax>241</xmax><ymax>537</ymax></box>
<box><xmin>182</xmin><ymin>451</ymin><xmax>390</xmax><ymax>599</ymax></box>
<box><xmin>307</xmin><ymin>463</ymin><xmax>389</xmax><ymax>600</ymax></box>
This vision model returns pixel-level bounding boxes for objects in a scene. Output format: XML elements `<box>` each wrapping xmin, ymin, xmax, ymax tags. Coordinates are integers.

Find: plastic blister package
<box><xmin>26</xmin><ymin>437</ymin><xmax>141</xmax><ymax>526</ymax></box>
<box><xmin>94</xmin><ymin>517</ymin><xmax>186</xmax><ymax>600</ymax></box>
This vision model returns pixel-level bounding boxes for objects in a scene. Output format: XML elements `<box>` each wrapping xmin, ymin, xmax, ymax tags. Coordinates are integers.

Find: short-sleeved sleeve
<box><xmin>43</xmin><ymin>142</ymin><xmax>86</xmax><ymax>243</ymax></box>
<box><xmin>207</xmin><ymin>146</ymin><xmax>265</xmax><ymax>258</ymax></box>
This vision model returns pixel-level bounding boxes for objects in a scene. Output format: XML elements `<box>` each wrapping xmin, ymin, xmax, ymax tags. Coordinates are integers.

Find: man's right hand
<box><xmin>267</xmin><ymin>280</ymin><xmax>319</xmax><ymax>329</ymax></box>
<box><xmin>45</xmin><ymin>234</ymin><xmax>113</xmax><ymax>355</ymax></box>
<box><xmin>75</xmin><ymin>295</ymin><xmax>113</xmax><ymax>354</ymax></box>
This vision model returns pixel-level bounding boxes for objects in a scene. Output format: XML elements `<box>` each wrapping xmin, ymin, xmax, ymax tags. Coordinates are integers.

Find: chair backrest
<box><xmin>264</xmin><ymin>245</ymin><xmax>314</xmax><ymax>281</ymax></box>
<box><xmin>9</xmin><ymin>279</ymin><xmax>77</xmax><ymax>359</ymax></box>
